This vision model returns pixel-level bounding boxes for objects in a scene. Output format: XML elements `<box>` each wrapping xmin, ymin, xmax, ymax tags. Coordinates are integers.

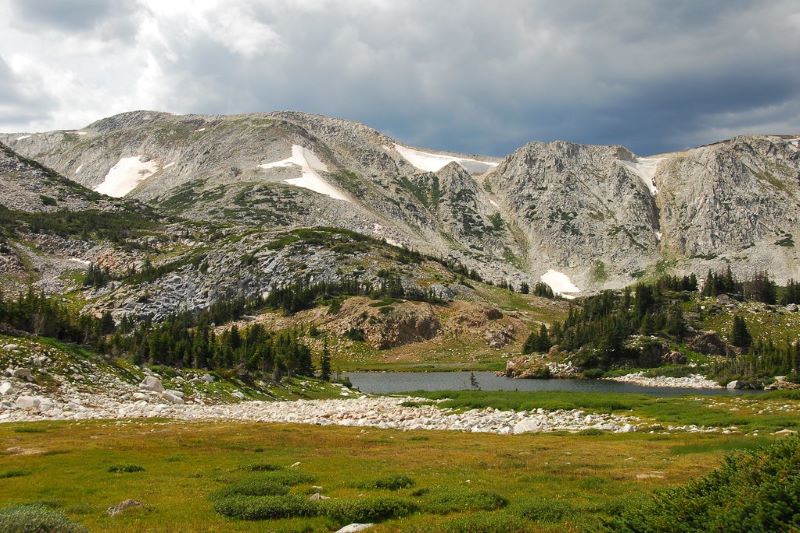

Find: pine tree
<box><xmin>731</xmin><ymin>315</ymin><xmax>752</xmax><ymax>349</ymax></box>
<box><xmin>320</xmin><ymin>340</ymin><xmax>332</xmax><ymax>381</ymax></box>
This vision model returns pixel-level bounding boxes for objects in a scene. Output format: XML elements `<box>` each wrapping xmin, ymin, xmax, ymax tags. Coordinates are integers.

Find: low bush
<box><xmin>0</xmin><ymin>504</ymin><xmax>87</xmax><ymax>533</ymax></box>
<box><xmin>518</xmin><ymin>498</ymin><xmax>573</xmax><ymax>522</ymax></box>
<box><xmin>107</xmin><ymin>464</ymin><xmax>144</xmax><ymax>473</ymax></box>
<box><xmin>421</xmin><ymin>487</ymin><xmax>507</xmax><ymax>515</ymax></box>
<box><xmin>323</xmin><ymin>497</ymin><xmax>417</xmax><ymax>523</ymax></box>
<box><xmin>213</xmin><ymin>495</ymin><xmax>316</xmax><ymax>520</ymax></box>
<box><xmin>610</xmin><ymin>436</ymin><xmax>800</xmax><ymax>531</ymax></box>
<box><xmin>242</xmin><ymin>463</ymin><xmax>282</xmax><ymax>472</ymax></box>
<box><xmin>0</xmin><ymin>470</ymin><xmax>31</xmax><ymax>479</ymax></box>
<box><xmin>211</xmin><ymin>478</ymin><xmax>290</xmax><ymax>499</ymax></box>
<box><xmin>443</xmin><ymin>512</ymin><xmax>528</xmax><ymax>533</ymax></box>
<box><xmin>358</xmin><ymin>474</ymin><xmax>415</xmax><ymax>490</ymax></box>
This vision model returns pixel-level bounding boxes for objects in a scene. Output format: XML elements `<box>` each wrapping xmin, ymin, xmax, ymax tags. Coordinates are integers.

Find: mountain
<box><xmin>2</xmin><ymin>112</ymin><xmax>799</xmax><ymax>300</ymax></box>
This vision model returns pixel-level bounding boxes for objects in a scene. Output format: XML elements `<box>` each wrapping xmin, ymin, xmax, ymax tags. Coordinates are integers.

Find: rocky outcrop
<box><xmin>688</xmin><ymin>331</ymin><xmax>734</xmax><ymax>356</ymax></box>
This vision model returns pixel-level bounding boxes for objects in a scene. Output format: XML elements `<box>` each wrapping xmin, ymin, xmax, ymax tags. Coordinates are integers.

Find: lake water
<box><xmin>344</xmin><ymin>371</ymin><xmax>759</xmax><ymax>397</ymax></box>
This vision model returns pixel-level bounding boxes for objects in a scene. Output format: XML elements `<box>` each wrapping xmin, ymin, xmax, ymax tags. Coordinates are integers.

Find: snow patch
<box><xmin>95</xmin><ymin>156</ymin><xmax>159</xmax><ymax>197</ymax></box>
<box><xmin>74</xmin><ymin>165</ymin><xmax>83</xmax><ymax>175</ymax></box>
<box><xmin>260</xmin><ymin>145</ymin><xmax>350</xmax><ymax>202</ymax></box>
<box><xmin>195</xmin><ymin>128</ymin><xmax>206</xmax><ymax>132</ymax></box>
<box><xmin>541</xmin><ymin>270</ymin><xmax>580</xmax><ymax>299</ymax></box>
<box><xmin>620</xmin><ymin>157</ymin><xmax>664</xmax><ymax>196</ymax></box>
<box><xmin>15</xmin><ymin>135</ymin><xmax>31</xmax><ymax>141</ymax></box>
<box><xmin>655</xmin><ymin>231</ymin><xmax>663</xmax><ymax>241</ymax></box>
<box><xmin>68</xmin><ymin>258</ymin><xmax>91</xmax><ymax>267</ymax></box>
<box><xmin>163</xmin><ymin>162</ymin><xmax>176</xmax><ymax>169</ymax></box>
<box><xmin>489</xmin><ymin>199</ymin><xmax>499</xmax><ymax>208</ymax></box>
<box><xmin>75</xmin><ymin>131</ymin><xmax>88</xmax><ymax>136</ymax></box>
<box><xmin>394</xmin><ymin>143</ymin><xmax>498</xmax><ymax>174</ymax></box>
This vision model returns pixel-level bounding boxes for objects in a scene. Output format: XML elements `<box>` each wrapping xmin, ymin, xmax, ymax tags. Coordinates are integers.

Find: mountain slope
<box><xmin>3</xmin><ymin>114</ymin><xmax>799</xmax><ymax>293</ymax></box>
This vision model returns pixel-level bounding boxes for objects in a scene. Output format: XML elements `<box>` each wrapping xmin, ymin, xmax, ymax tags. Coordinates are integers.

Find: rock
<box><xmin>0</xmin><ymin>381</ymin><xmax>14</xmax><ymax>396</ymax></box>
<box><xmin>512</xmin><ymin>419</ymin><xmax>540</xmax><ymax>434</ymax></box>
<box><xmin>165</xmin><ymin>389</ymin><xmax>184</xmax><ymax>398</ymax></box>
<box><xmin>773</xmin><ymin>429</ymin><xmax>797</xmax><ymax>435</ymax></box>
<box><xmin>139</xmin><ymin>376</ymin><xmax>164</xmax><ymax>393</ymax></box>
<box><xmin>231</xmin><ymin>391</ymin><xmax>245</xmax><ymax>400</ymax></box>
<box><xmin>727</xmin><ymin>380</ymin><xmax>747</xmax><ymax>390</ymax></box>
<box><xmin>107</xmin><ymin>499</ymin><xmax>143</xmax><ymax>516</ymax></box>
<box><xmin>662</xmin><ymin>351</ymin><xmax>687</xmax><ymax>365</ymax></box>
<box><xmin>483</xmin><ymin>325</ymin><xmax>515</xmax><ymax>348</ymax></box>
<box><xmin>15</xmin><ymin>396</ymin><xmax>41</xmax><ymax>410</ymax></box>
<box><xmin>11</xmin><ymin>368</ymin><xmax>33</xmax><ymax>381</ymax></box>
<box><xmin>765</xmin><ymin>376</ymin><xmax>800</xmax><ymax>390</ymax></box>
<box><xmin>336</xmin><ymin>524</ymin><xmax>374</xmax><ymax>533</ymax></box>
<box><xmin>162</xmin><ymin>391</ymin><xmax>184</xmax><ymax>404</ymax></box>
<box><xmin>786</xmin><ymin>303</ymin><xmax>798</xmax><ymax>312</ymax></box>
<box><xmin>309</xmin><ymin>492</ymin><xmax>330</xmax><ymax>501</ymax></box>
<box><xmin>688</xmin><ymin>331</ymin><xmax>732</xmax><ymax>356</ymax></box>
<box><xmin>200</xmin><ymin>373</ymin><xmax>215</xmax><ymax>383</ymax></box>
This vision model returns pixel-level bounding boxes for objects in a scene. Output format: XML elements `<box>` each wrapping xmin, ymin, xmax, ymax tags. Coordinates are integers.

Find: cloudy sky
<box><xmin>1</xmin><ymin>0</ymin><xmax>799</xmax><ymax>155</ymax></box>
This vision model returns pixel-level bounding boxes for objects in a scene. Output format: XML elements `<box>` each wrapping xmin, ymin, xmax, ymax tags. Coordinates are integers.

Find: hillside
<box><xmin>4</xmin><ymin>113</ymin><xmax>798</xmax><ymax>296</ymax></box>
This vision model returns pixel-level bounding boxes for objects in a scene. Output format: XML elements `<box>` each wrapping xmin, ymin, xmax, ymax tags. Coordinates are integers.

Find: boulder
<box><xmin>139</xmin><ymin>376</ymin><xmax>164</xmax><ymax>393</ymax></box>
<box><xmin>200</xmin><ymin>373</ymin><xmax>215</xmax><ymax>383</ymax></box>
<box><xmin>11</xmin><ymin>368</ymin><xmax>33</xmax><ymax>381</ymax></box>
<box><xmin>231</xmin><ymin>391</ymin><xmax>245</xmax><ymax>400</ymax></box>
<box><xmin>727</xmin><ymin>380</ymin><xmax>746</xmax><ymax>390</ymax></box>
<box><xmin>512</xmin><ymin>419</ymin><xmax>540</xmax><ymax>434</ymax></box>
<box><xmin>688</xmin><ymin>331</ymin><xmax>731</xmax><ymax>356</ymax></box>
<box><xmin>336</xmin><ymin>524</ymin><xmax>374</xmax><ymax>533</ymax></box>
<box><xmin>662</xmin><ymin>351</ymin><xmax>687</xmax><ymax>365</ymax></box>
<box><xmin>0</xmin><ymin>381</ymin><xmax>14</xmax><ymax>396</ymax></box>
<box><xmin>15</xmin><ymin>395</ymin><xmax>40</xmax><ymax>410</ymax></box>
<box><xmin>107</xmin><ymin>499</ymin><xmax>143</xmax><ymax>517</ymax></box>
<box><xmin>162</xmin><ymin>391</ymin><xmax>184</xmax><ymax>404</ymax></box>
<box><xmin>765</xmin><ymin>376</ymin><xmax>800</xmax><ymax>390</ymax></box>
<box><xmin>786</xmin><ymin>303</ymin><xmax>798</xmax><ymax>312</ymax></box>
<box><xmin>309</xmin><ymin>492</ymin><xmax>330</xmax><ymax>501</ymax></box>
<box><xmin>483</xmin><ymin>325</ymin><xmax>515</xmax><ymax>348</ymax></box>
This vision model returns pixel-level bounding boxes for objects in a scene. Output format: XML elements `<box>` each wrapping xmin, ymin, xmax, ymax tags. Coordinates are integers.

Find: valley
<box><xmin>1</xmin><ymin>111</ymin><xmax>799</xmax><ymax>532</ymax></box>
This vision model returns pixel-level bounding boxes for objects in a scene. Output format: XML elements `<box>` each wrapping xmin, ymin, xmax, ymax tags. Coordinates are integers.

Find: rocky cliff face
<box><xmin>2</xmin><ymin>112</ymin><xmax>799</xmax><ymax>295</ymax></box>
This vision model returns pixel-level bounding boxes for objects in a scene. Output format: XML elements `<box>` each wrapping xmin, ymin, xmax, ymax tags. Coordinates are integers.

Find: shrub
<box><xmin>421</xmin><ymin>487</ymin><xmax>507</xmax><ymax>515</ymax></box>
<box><xmin>242</xmin><ymin>463</ymin><xmax>282</xmax><ymax>472</ymax></box>
<box><xmin>519</xmin><ymin>498</ymin><xmax>573</xmax><ymax>522</ymax></box>
<box><xmin>610</xmin><ymin>436</ymin><xmax>800</xmax><ymax>531</ymax></box>
<box><xmin>323</xmin><ymin>497</ymin><xmax>417</xmax><ymax>523</ymax></box>
<box><xmin>213</xmin><ymin>495</ymin><xmax>316</xmax><ymax>520</ymax></box>
<box><xmin>443</xmin><ymin>512</ymin><xmax>528</xmax><ymax>533</ymax></box>
<box><xmin>359</xmin><ymin>474</ymin><xmax>415</xmax><ymax>491</ymax></box>
<box><xmin>211</xmin><ymin>478</ymin><xmax>290</xmax><ymax>499</ymax></box>
<box><xmin>0</xmin><ymin>470</ymin><xmax>31</xmax><ymax>479</ymax></box>
<box><xmin>107</xmin><ymin>464</ymin><xmax>144</xmax><ymax>473</ymax></box>
<box><xmin>0</xmin><ymin>504</ymin><xmax>87</xmax><ymax>533</ymax></box>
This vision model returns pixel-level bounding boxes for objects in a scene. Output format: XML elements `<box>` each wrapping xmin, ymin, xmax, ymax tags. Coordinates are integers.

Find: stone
<box><xmin>162</xmin><ymin>391</ymin><xmax>184</xmax><ymax>404</ymax></box>
<box><xmin>0</xmin><ymin>381</ymin><xmax>14</xmax><ymax>396</ymax></box>
<box><xmin>786</xmin><ymin>303</ymin><xmax>798</xmax><ymax>312</ymax></box>
<box><xmin>139</xmin><ymin>376</ymin><xmax>164</xmax><ymax>393</ymax></box>
<box><xmin>11</xmin><ymin>368</ymin><xmax>33</xmax><ymax>381</ymax></box>
<box><xmin>727</xmin><ymin>380</ymin><xmax>746</xmax><ymax>390</ymax></box>
<box><xmin>309</xmin><ymin>492</ymin><xmax>330</xmax><ymax>501</ymax></box>
<box><xmin>512</xmin><ymin>419</ymin><xmax>540</xmax><ymax>434</ymax></box>
<box><xmin>336</xmin><ymin>524</ymin><xmax>374</xmax><ymax>533</ymax></box>
<box><xmin>688</xmin><ymin>331</ymin><xmax>731</xmax><ymax>356</ymax></box>
<box><xmin>231</xmin><ymin>391</ymin><xmax>245</xmax><ymax>400</ymax></box>
<box><xmin>107</xmin><ymin>499</ymin><xmax>143</xmax><ymax>516</ymax></box>
<box><xmin>15</xmin><ymin>396</ymin><xmax>40</xmax><ymax>410</ymax></box>
<box><xmin>662</xmin><ymin>351</ymin><xmax>687</xmax><ymax>365</ymax></box>
<box><xmin>200</xmin><ymin>373</ymin><xmax>215</xmax><ymax>383</ymax></box>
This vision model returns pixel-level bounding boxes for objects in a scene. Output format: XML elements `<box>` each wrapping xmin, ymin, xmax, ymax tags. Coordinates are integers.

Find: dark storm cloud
<box><xmin>1</xmin><ymin>0</ymin><xmax>799</xmax><ymax>155</ymax></box>
<box><xmin>8</xmin><ymin>0</ymin><xmax>140</xmax><ymax>40</ymax></box>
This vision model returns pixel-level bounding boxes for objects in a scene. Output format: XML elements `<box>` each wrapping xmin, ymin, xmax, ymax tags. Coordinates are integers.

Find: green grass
<box><xmin>0</xmin><ymin>418</ymin><xmax>781</xmax><ymax>532</ymax></box>
<box><xmin>412</xmin><ymin>390</ymin><xmax>800</xmax><ymax>433</ymax></box>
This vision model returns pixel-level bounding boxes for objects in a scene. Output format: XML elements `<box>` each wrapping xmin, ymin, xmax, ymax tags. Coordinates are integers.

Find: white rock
<box><xmin>162</xmin><ymin>391</ymin><xmax>184</xmax><ymax>405</ymax></box>
<box><xmin>0</xmin><ymin>382</ymin><xmax>14</xmax><ymax>396</ymax></box>
<box><xmin>15</xmin><ymin>396</ymin><xmax>41</xmax><ymax>410</ymax></box>
<box><xmin>201</xmin><ymin>374</ymin><xmax>215</xmax><ymax>383</ymax></box>
<box><xmin>513</xmin><ymin>419</ymin><xmax>540</xmax><ymax>434</ymax></box>
<box><xmin>336</xmin><ymin>524</ymin><xmax>374</xmax><ymax>533</ymax></box>
<box><xmin>140</xmin><ymin>376</ymin><xmax>164</xmax><ymax>393</ymax></box>
<box><xmin>231</xmin><ymin>391</ymin><xmax>245</xmax><ymax>400</ymax></box>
